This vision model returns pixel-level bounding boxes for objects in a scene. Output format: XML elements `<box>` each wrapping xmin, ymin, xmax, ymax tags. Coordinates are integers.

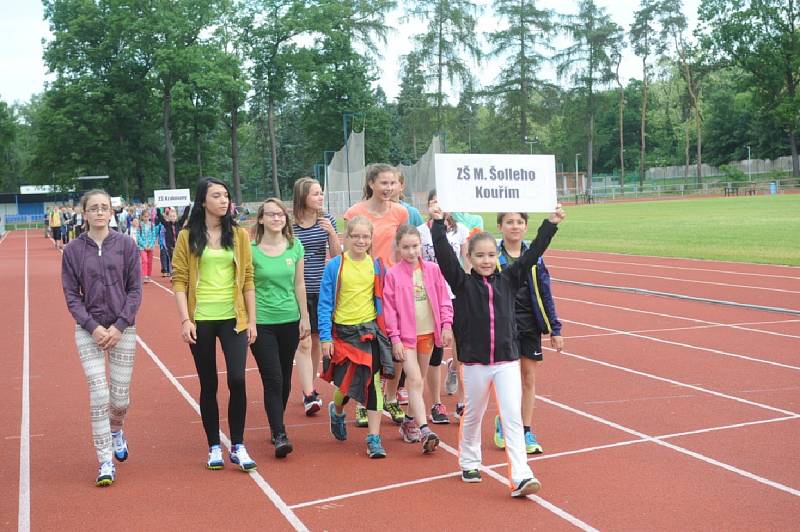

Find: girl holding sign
<box><xmin>431</xmin><ymin>202</ymin><xmax>565</xmax><ymax>497</ymax></box>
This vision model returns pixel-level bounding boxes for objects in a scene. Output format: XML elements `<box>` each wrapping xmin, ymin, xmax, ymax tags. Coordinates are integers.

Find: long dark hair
<box><xmin>187</xmin><ymin>177</ymin><xmax>237</xmax><ymax>256</ymax></box>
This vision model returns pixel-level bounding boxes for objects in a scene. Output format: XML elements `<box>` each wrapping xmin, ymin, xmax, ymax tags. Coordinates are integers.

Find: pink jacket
<box><xmin>383</xmin><ymin>258</ymin><xmax>454</xmax><ymax>349</ymax></box>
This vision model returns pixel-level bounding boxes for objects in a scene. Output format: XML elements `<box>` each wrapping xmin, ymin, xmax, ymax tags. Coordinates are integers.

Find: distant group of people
<box><xmin>60</xmin><ymin>166</ymin><xmax>565</xmax><ymax>499</ymax></box>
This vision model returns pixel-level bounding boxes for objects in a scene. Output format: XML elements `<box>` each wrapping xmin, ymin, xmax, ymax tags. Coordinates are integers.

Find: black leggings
<box><xmin>250</xmin><ymin>322</ymin><xmax>300</xmax><ymax>436</ymax></box>
<box><xmin>190</xmin><ymin>319</ymin><xmax>249</xmax><ymax>446</ymax></box>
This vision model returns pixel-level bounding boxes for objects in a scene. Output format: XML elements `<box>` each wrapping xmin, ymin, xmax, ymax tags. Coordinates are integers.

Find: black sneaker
<box><xmin>511</xmin><ymin>477</ymin><xmax>541</xmax><ymax>497</ymax></box>
<box><xmin>274</xmin><ymin>433</ymin><xmax>293</xmax><ymax>458</ymax></box>
<box><xmin>461</xmin><ymin>469</ymin><xmax>482</xmax><ymax>483</ymax></box>
<box><xmin>430</xmin><ymin>403</ymin><xmax>450</xmax><ymax>424</ymax></box>
<box><xmin>304</xmin><ymin>392</ymin><xmax>322</xmax><ymax>416</ymax></box>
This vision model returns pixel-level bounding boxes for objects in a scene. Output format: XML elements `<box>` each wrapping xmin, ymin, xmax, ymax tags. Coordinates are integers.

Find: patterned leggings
<box><xmin>75</xmin><ymin>325</ymin><xmax>137</xmax><ymax>463</ymax></box>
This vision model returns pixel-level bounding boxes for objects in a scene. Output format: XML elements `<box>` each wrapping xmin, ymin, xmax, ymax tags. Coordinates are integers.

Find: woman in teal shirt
<box><xmin>251</xmin><ymin>198</ymin><xmax>310</xmax><ymax>458</ymax></box>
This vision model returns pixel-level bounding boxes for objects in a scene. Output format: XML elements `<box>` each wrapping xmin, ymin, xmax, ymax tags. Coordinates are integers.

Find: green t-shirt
<box><xmin>195</xmin><ymin>247</ymin><xmax>236</xmax><ymax>321</ymax></box>
<box><xmin>252</xmin><ymin>239</ymin><xmax>305</xmax><ymax>324</ymax></box>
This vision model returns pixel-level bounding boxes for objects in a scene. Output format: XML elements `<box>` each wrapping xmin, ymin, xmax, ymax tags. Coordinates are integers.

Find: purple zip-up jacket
<box><xmin>61</xmin><ymin>231</ymin><xmax>142</xmax><ymax>334</ymax></box>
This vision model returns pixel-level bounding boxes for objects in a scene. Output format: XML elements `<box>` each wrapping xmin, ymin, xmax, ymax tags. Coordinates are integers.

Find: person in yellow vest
<box><xmin>49</xmin><ymin>206</ymin><xmax>64</xmax><ymax>250</ymax></box>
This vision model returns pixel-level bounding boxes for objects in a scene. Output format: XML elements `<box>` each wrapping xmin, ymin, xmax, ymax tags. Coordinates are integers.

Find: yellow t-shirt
<box><xmin>195</xmin><ymin>247</ymin><xmax>236</xmax><ymax>321</ymax></box>
<box><xmin>334</xmin><ymin>253</ymin><xmax>377</xmax><ymax>325</ymax></box>
<box><xmin>414</xmin><ymin>267</ymin><xmax>434</xmax><ymax>335</ymax></box>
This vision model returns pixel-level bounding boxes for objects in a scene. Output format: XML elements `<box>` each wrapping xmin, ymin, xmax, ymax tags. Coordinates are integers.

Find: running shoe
<box><xmin>525</xmin><ymin>431</ymin><xmax>543</xmax><ymax>454</ymax></box>
<box><xmin>511</xmin><ymin>477</ymin><xmax>542</xmax><ymax>497</ymax></box>
<box><xmin>493</xmin><ymin>415</ymin><xmax>505</xmax><ymax>449</ymax></box>
<box><xmin>230</xmin><ymin>443</ymin><xmax>258</xmax><ymax>472</ymax></box>
<box><xmin>111</xmin><ymin>429</ymin><xmax>128</xmax><ymax>462</ymax></box>
<box><xmin>430</xmin><ymin>403</ymin><xmax>450</xmax><ymax>424</ymax></box>
<box><xmin>355</xmin><ymin>406</ymin><xmax>369</xmax><ymax>428</ymax></box>
<box><xmin>207</xmin><ymin>445</ymin><xmax>224</xmax><ymax>470</ymax></box>
<box><xmin>95</xmin><ymin>460</ymin><xmax>115</xmax><ymax>487</ymax></box>
<box><xmin>365</xmin><ymin>434</ymin><xmax>387</xmax><ymax>459</ymax></box>
<box><xmin>445</xmin><ymin>358</ymin><xmax>458</xmax><ymax>395</ymax></box>
<box><xmin>455</xmin><ymin>402</ymin><xmax>465</xmax><ymax>421</ymax></box>
<box><xmin>461</xmin><ymin>469</ymin><xmax>482</xmax><ymax>483</ymax></box>
<box><xmin>420</xmin><ymin>426</ymin><xmax>440</xmax><ymax>454</ymax></box>
<box><xmin>274</xmin><ymin>433</ymin><xmax>293</xmax><ymax>458</ymax></box>
<box><xmin>399</xmin><ymin>417</ymin><xmax>421</xmax><ymax>443</ymax></box>
<box><xmin>328</xmin><ymin>401</ymin><xmax>347</xmax><ymax>441</ymax></box>
<box><xmin>384</xmin><ymin>400</ymin><xmax>405</xmax><ymax>424</ymax></box>
<box><xmin>397</xmin><ymin>387</ymin><xmax>409</xmax><ymax>405</ymax></box>
<box><xmin>304</xmin><ymin>392</ymin><xmax>321</xmax><ymax>416</ymax></box>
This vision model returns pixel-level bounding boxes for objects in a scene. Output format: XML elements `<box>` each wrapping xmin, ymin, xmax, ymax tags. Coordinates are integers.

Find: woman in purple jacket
<box><xmin>61</xmin><ymin>189</ymin><xmax>142</xmax><ymax>487</ymax></box>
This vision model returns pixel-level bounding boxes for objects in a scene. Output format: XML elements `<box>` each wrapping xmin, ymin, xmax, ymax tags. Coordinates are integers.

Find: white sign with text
<box><xmin>154</xmin><ymin>188</ymin><xmax>191</xmax><ymax>208</ymax></box>
<box><xmin>434</xmin><ymin>154</ymin><xmax>557</xmax><ymax>213</ymax></box>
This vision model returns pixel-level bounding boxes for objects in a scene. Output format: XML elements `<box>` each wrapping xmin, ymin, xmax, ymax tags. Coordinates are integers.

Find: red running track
<box><xmin>3</xmin><ymin>230</ymin><xmax>799</xmax><ymax>531</ymax></box>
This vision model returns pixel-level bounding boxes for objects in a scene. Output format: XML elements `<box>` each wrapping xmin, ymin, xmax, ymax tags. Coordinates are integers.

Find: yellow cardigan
<box><xmin>171</xmin><ymin>226</ymin><xmax>255</xmax><ymax>332</ymax></box>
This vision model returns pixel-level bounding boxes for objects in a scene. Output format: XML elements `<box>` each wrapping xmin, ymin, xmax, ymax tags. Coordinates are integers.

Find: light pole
<box><xmin>747</xmin><ymin>145</ymin><xmax>752</xmax><ymax>182</ymax></box>
<box><xmin>524</xmin><ymin>136</ymin><xmax>539</xmax><ymax>155</ymax></box>
<box><xmin>575</xmin><ymin>153</ymin><xmax>581</xmax><ymax>193</ymax></box>
<box><xmin>323</xmin><ymin>150</ymin><xmax>336</xmax><ymax>212</ymax></box>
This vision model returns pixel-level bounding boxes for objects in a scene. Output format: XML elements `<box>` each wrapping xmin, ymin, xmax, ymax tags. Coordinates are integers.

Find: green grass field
<box><xmin>479</xmin><ymin>195</ymin><xmax>800</xmax><ymax>266</ymax></box>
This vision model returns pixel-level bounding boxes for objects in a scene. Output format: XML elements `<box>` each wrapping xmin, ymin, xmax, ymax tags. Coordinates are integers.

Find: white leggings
<box><xmin>459</xmin><ymin>361</ymin><xmax>533</xmax><ymax>487</ymax></box>
<box><xmin>75</xmin><ymin>325</ymin><xmax>137</xmax><ymax>463</ymax></box>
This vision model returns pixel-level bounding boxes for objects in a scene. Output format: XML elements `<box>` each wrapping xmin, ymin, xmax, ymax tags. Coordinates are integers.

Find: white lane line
<box><xmin>437</xmin><ymin>440</ymin><xmax>599</xmax><ymax>532</ymax></box>
<box><xmin>566</xmin><ymin>320</ymin><xmax>800</xmax><ymax>340</ymax></box>
<box><xmin>289</xmin><ymin>471</ymin><xmax>463</xmax><ymax>509</ymax></box>
<box><xmin>538</xmin><ymin>395</ymin><xmax>800</xmax><ymax>498</ymax></box>
<box><xmin>552</xmin><ymin>345</ymin><xmax>799</xmax><ymax>416</ymax></box>
<box><xmin>554</xmin><ymin>265</ymin><xmax>800</xmax><ymax>294</ymax></box>
<box><xmin>547</xmin><ymin>250</ymin><xmax>800</xmax><ymax>271</ymax></box>
<box><xmin>18</xmin><ymin>231</ymin><xmax>30</xmax><ymax>532</ymax></box>
<box><xmin>0</xmin><ymin>231</ymin><xmax>9</xmax><ymax>246</ymax></box>
<box><xmin>547</xmin><ymin>254</ymin><xmax>800</xmax><ymax>281</ymax></box>
<box><xmin>481</xmin><ymin>414</ymin><xmax>800</xmax><ymax>470</ymax></box>
<box><xmin>135</xmin><ymin>336</ymin><xmax>309</xmax><ymax>531</ymax></box>
<box><xmin>563</xmin><ymin>318</ymin><xmax>800</xmax><ymax>372</ymax></box>
<box><xmin>558</xmin><ymin>296</ymin><xmax>800</xmax><ymax>340</ymax></box>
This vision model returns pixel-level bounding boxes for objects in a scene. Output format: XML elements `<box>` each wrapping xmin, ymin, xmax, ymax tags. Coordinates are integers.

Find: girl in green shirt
<box><xmin>250</xmin><ymin>198</ymin><xmax>310</xmax><ymax>458</ymax></box>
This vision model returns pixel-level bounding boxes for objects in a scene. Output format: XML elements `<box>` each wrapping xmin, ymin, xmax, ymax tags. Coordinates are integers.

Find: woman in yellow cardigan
<box><xmin>172</xmin><ymin>177</ymin><xmax>258</xmax><ymax>472</ymax></box>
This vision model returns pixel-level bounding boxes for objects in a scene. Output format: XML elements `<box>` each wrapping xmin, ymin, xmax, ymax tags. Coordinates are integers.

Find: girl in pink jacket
<box><xmin>383</xmin><ymin>224</ymin><xmax>454</xmax><ymax>454</ymax></box>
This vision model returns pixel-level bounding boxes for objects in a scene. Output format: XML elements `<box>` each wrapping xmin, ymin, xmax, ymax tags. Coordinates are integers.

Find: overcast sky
<box><xmin>0</xmin><ymin>0</ymin><xmax>699</xmax><ymax>106</ymax></box>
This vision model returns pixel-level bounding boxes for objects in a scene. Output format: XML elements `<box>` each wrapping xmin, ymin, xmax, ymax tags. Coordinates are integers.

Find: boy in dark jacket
<box><xmin>494</xmin><ymin>212</ymin><xmax>564</xmax><ymax>455</ymax></box>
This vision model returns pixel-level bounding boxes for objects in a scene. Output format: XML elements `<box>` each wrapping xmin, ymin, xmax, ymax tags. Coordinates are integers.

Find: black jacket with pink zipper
<box><xmin>431</xmin><ymin>218</ymin><xmax>558</xmax><ymax>365</ymax></box>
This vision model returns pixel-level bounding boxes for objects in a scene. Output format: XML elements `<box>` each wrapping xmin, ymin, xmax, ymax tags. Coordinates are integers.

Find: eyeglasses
<box><xmin>263</xmin><ymin>212</ymin><xmax>286</xmax><ymax>219</ymax></box>
<box><xmin>86</xmin><ymin>206</ymin><xmax>111</xmax><ymax>213</ymax></box>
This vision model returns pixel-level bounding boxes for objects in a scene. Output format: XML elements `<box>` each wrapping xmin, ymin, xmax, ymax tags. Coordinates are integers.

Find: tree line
<box><xmin>0</xmin><ymin>0</ymin><xmax>797</xmax><ymax>201</ymax></box>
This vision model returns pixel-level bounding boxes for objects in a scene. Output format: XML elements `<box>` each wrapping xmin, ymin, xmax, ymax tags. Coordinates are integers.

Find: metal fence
<box><xmin>560</xmin><ymin>177</ymin><xmax>799</xmax><ymax>203</ymax></box>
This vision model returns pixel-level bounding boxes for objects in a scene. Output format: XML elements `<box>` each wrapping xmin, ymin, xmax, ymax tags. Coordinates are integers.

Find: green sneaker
<box><xmin>355</xmin><ymin>406</ymin><xmax>369</xmax><ymax>428</ymax></box>
<box><xmin>493</xmin><ymin>415</ymin><xmax>505</xmax><ymax>449</ymax></box>
<box><xmin>384</xmin><ymin>400</ymin><xmax>405</xmax><ymax>424</ymax></box>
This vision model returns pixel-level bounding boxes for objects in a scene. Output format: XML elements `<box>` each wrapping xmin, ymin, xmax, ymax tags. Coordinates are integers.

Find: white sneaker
<box><xmin>445</xmin><ymin>358</ymin><xmax>458</xmax><ymax>395</ymax></box>
<box><xmin>111</xmin><ymin>430</ymin><xmax>128</xmax><ymax>462</ymax></box>
<box><xmin>230</xmin><ymin>443</ymin><xmax>257</xmax><ymax>472</ymax></box>
<box><xmin>207</xmin><ymin>445</ymin><xmax>224</xmax><ymax>470</ymax></box>
<box><xmin>96</xmin><ymin>460</ymin><xmax>115</xmax><ymax>487</ymax></box>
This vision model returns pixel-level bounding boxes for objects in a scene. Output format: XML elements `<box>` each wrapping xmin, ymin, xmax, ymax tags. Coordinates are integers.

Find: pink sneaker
<box><xmin>399</xmin><ymin>418</ymin><xmax>421</xmax><ymax>443</ymax></box>
<box><xmin>397</xmin><ymin>387</ymin><xmax>409</xmax><ymax>405</ymax></box>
